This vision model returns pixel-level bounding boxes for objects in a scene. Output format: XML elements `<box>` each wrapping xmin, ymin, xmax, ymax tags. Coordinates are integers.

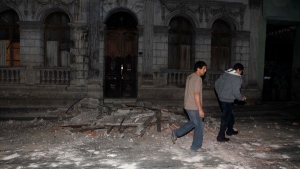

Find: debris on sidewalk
<box><xmin>60</xmin><ymin>103</ymin><xmax>187</xmax><ymax>137</ymax></box>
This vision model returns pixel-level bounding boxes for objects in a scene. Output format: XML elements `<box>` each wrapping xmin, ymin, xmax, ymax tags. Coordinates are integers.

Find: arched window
<box><xmin>0</xmin><ymin>10</ymin><xmax>20</xmax><ymax>66</ymax></box>
<box><xmin>211</xmin><ymin>19</ymin><xmax>232</xmax><ymax>71</ymax></box>
<box><xmin>168</xmin><ymin>17</ymin><xmax>194</xmax><ymax>70</ymax></box>
<box><xmin>44</xmin><ymin>12</ymin><xmax>70</xmax><ymax>67</ymax></box>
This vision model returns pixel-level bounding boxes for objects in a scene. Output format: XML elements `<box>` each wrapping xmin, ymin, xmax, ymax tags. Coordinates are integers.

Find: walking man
<box><xmin>215</xmin><ymin>63</ymin><xmax>247</xmax><ymax>142</ymax></box>
<box><xmin>171</xmin><ymin>61</ymin><xmax>207</xmax><ymax>152</ymax></box>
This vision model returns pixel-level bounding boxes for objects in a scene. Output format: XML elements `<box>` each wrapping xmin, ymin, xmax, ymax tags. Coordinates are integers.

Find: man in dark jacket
<box><xmin>215</xmin><ymin>63</ymin><xmax>247</xmax><ymax>142</ymax></box>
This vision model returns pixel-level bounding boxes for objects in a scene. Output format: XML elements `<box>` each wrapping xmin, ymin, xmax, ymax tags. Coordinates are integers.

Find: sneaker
<box><xmin>226</xmin><ymin>130</ymin><xmax>238</xmax><ymax>136</ymax></box>
<box><xmin>217</xmin><ymin>137</ymin><xmax>230</xmax><ymax>142</ymax></box>
<box><xmin>171</xmin><ymin>130</ymin><xmax>177</xmax><ymax>144</ymax></box>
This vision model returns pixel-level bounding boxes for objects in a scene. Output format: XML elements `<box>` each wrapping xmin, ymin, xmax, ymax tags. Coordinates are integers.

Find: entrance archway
<box><xmin>104</xmin><ymin>11</ymin><xmax>138</xmax><ymax>98</ymax></box>
<box><xmin>263</xmin><ymin>24</ymin><xmax>295</xmax><ymax>101</ymax></box>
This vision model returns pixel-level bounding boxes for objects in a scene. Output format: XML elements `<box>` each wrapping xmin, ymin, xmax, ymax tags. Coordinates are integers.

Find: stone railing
<box><xmin>0</xmin><ymin>67</ymin><xmax>25</xmax><ymax>84</ymax></box>
<box><xmin>160</xmin><ymin>69</ymin><xmax>223</xmax><ymax>88</ymax></box>
<box><xmin>161</xmin><ymin>69</ymin><xmax>193</xmax><ymax>87</ymax></box>
<box><xmin>204</xmin><ymin>70</ymin><xmax>223</xmax><ymax>88</ymax></box>
<box><xmin>35</xmin><ymin>67</ymin><xmax>72</xmax><ymax>85</ymax></box>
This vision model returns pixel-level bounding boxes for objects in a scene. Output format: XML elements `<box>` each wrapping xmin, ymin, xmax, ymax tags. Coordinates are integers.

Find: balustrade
<box><xmin>161</xmin><ymin>69</ymin><xmax>223</xmax><ymax>88</ymax></box>
<box><xmin>205</xmin><ymin>70</ymin><xmax>223</xmax><ymax>88</ymax></box>
<box><xmin>161</xmin><ymin>69</ymin><xmax>192</xmax><ymax>86</ymax></box>
<box><xmin>0</xmin><ymin>67</ymin><xmax>25</xmax><ymax>83</ymax></box>
<box><xmin>35</xmin><ymin>67</ymin><xmax>71</xmax><ymax>85</ymax></box>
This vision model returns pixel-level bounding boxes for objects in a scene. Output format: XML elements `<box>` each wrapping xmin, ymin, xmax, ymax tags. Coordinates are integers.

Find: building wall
<box><xmin>0</xmin><ymin>0</ymin><xmax>264</xmax><ymax>108</ymax></box>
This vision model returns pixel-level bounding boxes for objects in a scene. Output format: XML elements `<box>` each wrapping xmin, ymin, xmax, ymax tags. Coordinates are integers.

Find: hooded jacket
<box><xmin>215</xmin><ymin>68</ymin><xmax>243</xmax><ymax>103</ymax></box>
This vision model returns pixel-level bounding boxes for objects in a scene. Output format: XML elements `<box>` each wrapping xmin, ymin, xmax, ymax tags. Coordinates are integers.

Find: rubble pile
<box><xmin>62</xmin><ymin>102</ymin><xmax>188</xmax><ymax>137</ymax></box>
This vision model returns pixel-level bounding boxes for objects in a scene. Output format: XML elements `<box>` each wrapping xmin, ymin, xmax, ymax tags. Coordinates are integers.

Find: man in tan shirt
<box><xmin>171</xmin><ymin>61</ymin><xmax>207</xmax><ymax>153</ymax></box>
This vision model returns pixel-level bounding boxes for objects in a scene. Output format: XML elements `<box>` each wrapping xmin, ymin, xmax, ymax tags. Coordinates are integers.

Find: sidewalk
<box><xmin>0</xmin><ymin>101</ymin><xmax>299</xmax><ymax>168</ymax></box>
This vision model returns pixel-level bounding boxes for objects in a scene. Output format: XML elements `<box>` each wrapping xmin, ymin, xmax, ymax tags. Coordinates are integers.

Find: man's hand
<box><xmin>199</xmin><ymin>110</ymin><xmax>205</xmax><ymax>118</ymax></box>
<box><xmin>242</xmin><ymin>96</ymin><xmax>247</xmax><ymax>101</ymax></box>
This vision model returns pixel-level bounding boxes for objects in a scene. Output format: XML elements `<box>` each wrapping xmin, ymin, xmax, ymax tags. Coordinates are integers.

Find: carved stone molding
<box><xmin>0</xmin><ymin>0</ymin><xmax>23</xmax><ymax>13</ymax></box>
<box><xmin>201</xmin><ymin>1</ymin><xmax>246</xmax><ymax>29</ymax></box>
<box><xmin>0</xmin><ymin>0</ymin><xmax>23</xmax><ymax>5</ymax></box>
<box><xmin>160</xmin><ymin>0</ymin><xmax>199</xmax><ymax>13</ymax></box>
<box><xmin>249</xmin><ymin>0</ymin><xmax>262</xmax><ymax>9</ymax></box>
<box><xmin>18</xmin><ymin>21</ymin><xmax>44</xmax><ymax>29</ymax></box>
<box><xmin>154</xmin><ymin>26</ymin><xmax>169</xmax><ymax>34</ymax></box>
<box><xmin>36</xmin><ymin>0</ymin><xmax>74</xmax><ymax>5</ymax></box>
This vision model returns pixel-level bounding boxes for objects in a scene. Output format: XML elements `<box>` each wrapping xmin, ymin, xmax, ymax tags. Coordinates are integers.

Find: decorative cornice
<box><xmin>160</xmin><ymin>0</ymin><xmax>199</xmax><ymax>13</ymax></box>
<box><xmin>160</xmin><ymin>0</ymin><xmax>199</xmax><ymax>4</ymax></box>
<box><xmin>203</xmin><ymin>2</ymin><xmax>246</xmax><ymax>18</ymax></box>
<box><xmin>202</xmin><ymin>1</ymin><xmax>246</xmax><ymax>30</ymax></box>
<box><xmin>18</xmin><ymin>21</ymin><xmax>44</xmax><ymax>29</ymax></box>
<box><xmin>36</xmin><ymin>0</ymin><xmax>75</xmax><ymax>5</ymax></box>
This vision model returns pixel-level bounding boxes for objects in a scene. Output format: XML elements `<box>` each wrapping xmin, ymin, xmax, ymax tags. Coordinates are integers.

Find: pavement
<box><xmin>0</xmin><ymin>101</ymin><xmax>299</xmax><ymax>169</ymax></box>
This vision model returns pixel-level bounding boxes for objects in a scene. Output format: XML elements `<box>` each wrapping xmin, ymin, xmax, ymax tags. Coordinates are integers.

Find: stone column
<box><xmin>249</xmin><ymin>0</ymin><xmax>263</xmax><ymax>87</ymax></box>
<box><xmin>18</xmin><ymin>21</ymin><xmax>44</xmax><ymax>85</ymax></box>
<box><xmin>137</xmin><ymin>25</ymin><xmax>144</xmax><ymax>87</ymax></box>
<box><xmin>69</xmin><ymin>23</ymin><xmax>89</xmax><ymax>87</ymax></box>
<box><xmin>143</xmin><ymin>0</ymin><xmax>154</xmax><ymax>77</ymax></box>
<box><xmin>195</xmin><ymin>28</ymin><xmax>211</xmax><ymax>68</ymax></box>
<box><xmin>153</xmin><ymin>26</ymin><xmax>169</xmax><ymax>87</ymax></box>
<box><xmin>87</xmin><ymin>0</ymin><xmax>102</xmax><ymax>81</ymax></box>
<box><xmin>234</xmin><ymin>31</ymin><xmax>250</xmax><ymax>87</ymax></box>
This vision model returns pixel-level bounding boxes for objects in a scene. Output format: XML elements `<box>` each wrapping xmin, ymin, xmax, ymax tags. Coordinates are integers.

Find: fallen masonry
<box><xmin>61</xmin><ymin>104</ymin><xmax>187</xmax><ymax>137</ymax></box>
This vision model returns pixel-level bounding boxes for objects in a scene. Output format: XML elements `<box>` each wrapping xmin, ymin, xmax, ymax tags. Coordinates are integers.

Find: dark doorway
<box><xmin>263</xmin><ymin>24</ymin><xmax>295</xmax><ymax>101</ymax></box>
<box><xmin>104</xmin><ymin>12</ymin><xmax>138</xmax><ymax>98</ymax></box>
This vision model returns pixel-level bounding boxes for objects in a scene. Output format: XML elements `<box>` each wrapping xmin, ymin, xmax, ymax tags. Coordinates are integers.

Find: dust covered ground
<box><xmin>0</xmin><ymin>102</ymin><xmax>300</xmax><ymax>169</ymax></box>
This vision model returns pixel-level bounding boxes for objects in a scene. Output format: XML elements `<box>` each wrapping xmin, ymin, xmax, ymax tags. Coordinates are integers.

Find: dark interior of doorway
<box><xmin>263</xmin><ymin>24</ymin><xmax>295</xmax><ymax>101</ymax></box>
<box><xmin>104</xmin><ymin>11</ymin><xmax>138</xmax><ymax>98</ymax></box>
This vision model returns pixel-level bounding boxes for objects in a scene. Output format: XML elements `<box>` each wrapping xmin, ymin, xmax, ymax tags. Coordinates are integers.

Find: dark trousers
<box><xmin>217</xmin><ymin>101</ymin><xmax>235</xmax><ymax>138</ymax></box>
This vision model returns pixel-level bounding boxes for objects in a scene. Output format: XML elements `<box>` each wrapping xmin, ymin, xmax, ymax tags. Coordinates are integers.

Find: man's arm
<box><xmin>232</xmin><ymin>78</ymin><xmax>246</xmax><ymax>101</ymax></box>
<box><xmin>194</xmin><ymin>92</ymin><xmax>205</xmax><ymax>118</ymax></box>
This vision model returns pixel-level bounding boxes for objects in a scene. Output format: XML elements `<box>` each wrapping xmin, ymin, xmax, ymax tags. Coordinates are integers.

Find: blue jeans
<box><xmin>174</xmin><ymin>109</ymin><xmax>204</xmax><ymax>151</ymax></box>
<box><xmin>217</xmin><ymin>101</ymin><xmax>235</xmax><ymax>138</ymax></box>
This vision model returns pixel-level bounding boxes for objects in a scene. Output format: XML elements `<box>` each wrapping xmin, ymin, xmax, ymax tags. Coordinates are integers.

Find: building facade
<box><xmin>0</xmin><ymin>0</ymin><xmax>299</xmax><ymax>108</ymax></box>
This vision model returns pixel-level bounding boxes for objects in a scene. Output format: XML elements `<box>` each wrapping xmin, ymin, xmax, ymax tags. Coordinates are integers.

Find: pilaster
<box><xmin>18</xmin><ymin>21</ymin><xmax>44</xmax><ymax>85</ymax></box>
<box><xmin>143</xmin><ymin>0</ymin><xmax>154</xmax><ymax>77</ymax></box>
<box><xmin>69</xmin><ymin>22</ymin><xmax>89</xmax><ymax>87</ymax></box>
<box><xmin>195</xmin><ymin>28</ymin><xmax>211</xmax><ymax>68</ymax></box>
<box><xmin>249</xmin><ymin>0</ymin><xmax>263</xmax><ymax>87</ymax></box>
<box><xmin>233</xmin><ymin>30</ymin><xmax>251</xmax><ymax>87</ymax></box>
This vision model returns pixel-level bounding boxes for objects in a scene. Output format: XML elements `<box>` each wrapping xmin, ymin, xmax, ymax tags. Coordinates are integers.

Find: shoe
<box><xmin>226</xmin><ymin>130</ymin><xmax>238</xmax><ymax>136</ymax></box>
<box><xmin>217</xmin><ymin>137</ymin><xmax>230</xmax><ymax>142</ymax></box>
<box><xmin>171</xmin><ymin>130</ymin><xmax>177</xmax><ymax>144</ymax></box>
<box><xmin>190</xmin><ymin>148</ymin><xmax>206</xmax><ymax>152</ymax></box>
<box><xmin>190</xmin><ymin>148</ymin><xmax>206</xmax><ymax>155</ymax></box>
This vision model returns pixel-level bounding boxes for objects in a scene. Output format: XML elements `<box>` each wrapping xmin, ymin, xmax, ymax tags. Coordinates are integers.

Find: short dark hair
<box><xmin>194</xmin><ymin>61</ymin><xmax>207</xmax><ymax>71</ymax></box>
<box><xmin>233</xmin><ymin>63</ymin><xmax>244</xmax><ymax>70</ymax></box>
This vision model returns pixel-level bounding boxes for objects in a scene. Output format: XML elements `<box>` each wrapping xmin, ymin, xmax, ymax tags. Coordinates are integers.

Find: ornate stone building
<box><xmin>0</xmin><ymin>0</ymin><xmax>299</xmax><ymax>108</ymax></box>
